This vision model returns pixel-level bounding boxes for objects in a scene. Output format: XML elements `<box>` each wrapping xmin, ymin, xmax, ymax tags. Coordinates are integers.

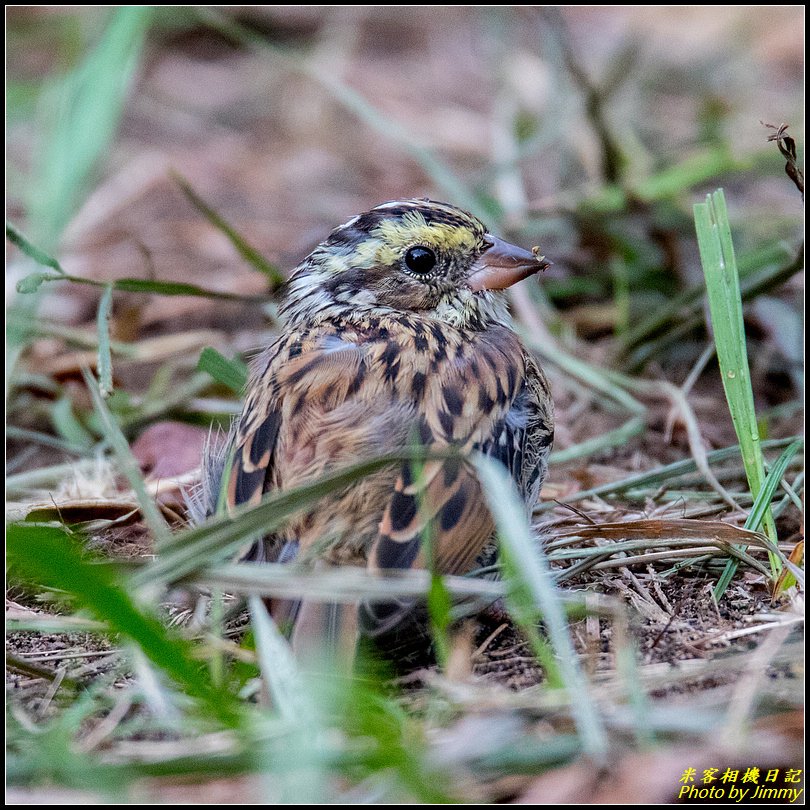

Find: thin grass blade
<box><xmin>96</xmin><ymin>284</ymin><xmax>114</xmax><ymax>398</ymax></box>
<box><xmin>197</xmin><ymin>347</ymin><xmax>249</xmax><ymax>394</ymax></box>
<box><xmin>714</xmin><ymin>439</ymin><xmax>803</xmax><ymax>599</ymax></box>
<box><xmin>694</xmin><ymin>188</ymin><xmax>779</xmax><ymax>575</ymax></box>
<box><xmin>7</xmin><ymin>523</ymin><xmax>241</xmax><ymax>726</ymax></box>
<box><xmin>174</xmin><ymin>173</ymin><xmax>285</xmax><ymax>287</ymax></box>
<box><xmin>474</xmin><ymin>454</ymin><xmax>607</xmax><ymax>759</ymax></box>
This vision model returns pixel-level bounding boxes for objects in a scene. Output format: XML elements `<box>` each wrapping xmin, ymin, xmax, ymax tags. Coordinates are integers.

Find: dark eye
<box><xmin>404</xmin><ymin>246</ymin><xmax>437</xmax><ymax>275</ymax></box>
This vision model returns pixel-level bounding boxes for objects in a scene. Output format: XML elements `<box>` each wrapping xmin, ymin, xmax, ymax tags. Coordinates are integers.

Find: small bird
<box><xmin>202</xmin><ymin>198</ymin><xmax>554</xmax><ymax>656</ymax></box>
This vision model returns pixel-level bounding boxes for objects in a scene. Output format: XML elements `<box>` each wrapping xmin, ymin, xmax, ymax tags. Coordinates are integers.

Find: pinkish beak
<box><xmin>467</xmin><ymin>235</ymin><xmax>549</xmax><ymax>292</ymax></box>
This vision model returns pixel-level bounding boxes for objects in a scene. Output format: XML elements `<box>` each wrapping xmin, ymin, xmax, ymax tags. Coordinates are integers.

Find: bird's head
<box><xmin>281</xmin><ymin>199</ymin><xmax>548</xmax><ymax>329</ymax></box>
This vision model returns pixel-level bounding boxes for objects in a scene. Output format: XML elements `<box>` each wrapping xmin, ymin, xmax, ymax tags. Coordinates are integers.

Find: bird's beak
<box><xmin>467</xmin><ymin>235</ymin><xmax>549</xmax><ymax>292</ymax></box>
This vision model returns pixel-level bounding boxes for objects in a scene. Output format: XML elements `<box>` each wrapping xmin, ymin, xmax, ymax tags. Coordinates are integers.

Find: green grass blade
<box><xmin>549</xmin><ymin>416</ymin><xmax>645</xmax><ymax>465</ymax></box>
<box><xmin>248</xmin><ymin>596</ymin><xmax>316</xmax><ymax>723</ymax></box>
<box><xmin>173</xmin><ymin>173</ymin><xmax>285</xmax><ymax>287</ymax></box>
<box><xmin>7</xmin><ymin>523</ymin><xmax>241</xmax><ymax>727</ymax></box>
<box><xmin>29</xmin><ymin>7</ymin><xmax>152</xmax><ymax>245</ymax></box>
<box><xmin>7</xmin><ymin>9</ymin><xmax>151</xmax><ymax>391</ymax></box>
<box><xmin>537</xmin><ymin>436</ymin><xmax>802</xmax><ymax>512</ymax></box>
<box><xmin>746</xmin><ymin>440</ymin><xmax>803</xmax><ymax>533</ymax></box>
<box><xmin>197</xmin><ymin>347</ymin><xmax>249</xmax><ymax>394</ymax></box>
<box><xmin>83</xmin><ymin>369</ymin><xmax>171</xmax><ymax>544</ymax></box>
<box><xmin>132</xmin><ymin>450</ymin><xmax>450</xmax><ymax>589</ymax></box>
<box><xmin>9</xmin><ymin>224</ymin><xmax>270</xmax><ymax>302</ymax></box>
<box><xmin>247</xmin><ymin>596</ymin><xmax>327</xmax><ymax>802</ymax></box>
<box><xmin>15</xmin><ymin>266</ymin><xmax>270</xmax><ymax>302</ymax></box>
<box><xmin>5</xmin><ymin>221</ymin><xmax>66</xmax><ymax>273</ymax></box>
<box><xmin>714</xmin><ymin>439</ymin><xmax>803</xmax><ymax>599</ymax></box>
<box><xmin>694</xmin><ymin>189</ymin><xmax>779</xmax><ymax>576</ymax></box>
<box><xmin>474</xmin><ymin>454</ymin><xmax>608</xmax><ymax>759</ymax></box>
<box><xmin>51</xmin><ymin>396</ymin><xmax>95</xmax><ymax>450</ymax></box>
<box><xmin>96</xmin><ymin>284</ymin><xmax>114</xmax><ymax>398</ymax></box>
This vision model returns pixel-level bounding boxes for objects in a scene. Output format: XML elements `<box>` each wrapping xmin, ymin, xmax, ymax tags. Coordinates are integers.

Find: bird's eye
<box><xmin>404</xmin><ymin>246</ymin><xmax>437</xmax><ymax>275</ymax></box>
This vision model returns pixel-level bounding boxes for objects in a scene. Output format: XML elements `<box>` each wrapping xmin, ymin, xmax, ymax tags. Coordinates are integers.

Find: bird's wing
<box><xmin>227</xmin><ymin>329</ymin><xmax>366</xmax><ymax>511</ymax></box>
<box><xmin>225</xmin><ymin>325</ymin><xmax>415</xmax><ymax>566</ymax></box>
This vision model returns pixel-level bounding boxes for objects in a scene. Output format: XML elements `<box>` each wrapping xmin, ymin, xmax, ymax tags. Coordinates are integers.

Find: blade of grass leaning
<box><xmin>248</xmin><ymin>596</ymin><xmax>318</xmax><ymax>724</ymax></box>
<box><xmin>248</xmin><ymin>596</ymin><xmax>327</xmax><ymax>802</ymax></box>
<box><xmin>173</xmin><ymin>173</ymin><xmax>285</xmax><ymax>288</ymax></box>
<box><xmin>198</xmin><ymin>562</ymin><xmax>507</xmax><ymax>603</ymax></box>
<box><xmin>5</xmin><ymin>221</ymin><xmax>67</xmax><ymax>273</ymax></box>
<box><xmin>6</xmin><ymin>425</ymin><xmax>90</xmax><ymax>456</ymax></box>
<box><xmin>51</xmin><ymin>396</ymin><xmax>96</xmax><ymax>450</ymax></box>
<box><xmin>714</xmin><ymin>439</ymin><xmax>803</xmax><ymax>599</ymax></box>
<box><xmin>9</xmin><ymin>222</ymin><xmax>269</xmax><ymax>303</ymax></box>
<box><xmin>410</xmin><ymin>452</ymin><xmax>453</xmax><ymax>667</ymax></box>
<box><xmin>694</xmin><ymin>189</ymin><xmax>779</xmax><ymax>574</ymax></box>
<box><xmin>536</xmin><ymin>434</ymin><xmax>802</xmax><ymax>514</ymax></box>
<box><xmin>7</xmin><ymin>9</ymin><xmax>151</xmax><ymax>391</ymax></box>
<box><xmin>83</xmin><ymin>369</ymin><xmax>170</xmax><ymax>544</ymax></box>
<box><xmin>28</xmin><ymin>7</ymin><xmax>151</xmax><ymax>246</ymax></box>
<box><xmin>16</xmin><ymin>267</ymin><xmax>269</xmax><ymax>302</ymax></box>
<box><xmin>197</xmin><ymin>347</ymin><xmax>248</xmax><ymax>394</ymax></box>
<box><xmin>96</xmin><ymin>284</ymin><xmax>114</xmax><ymax>398</ymax></box>
<box><xmin>625</xmin><ymin>244</ymin><xmax>804</xmax><ymax>370</ymax></box>
<box><xmin>549</xmin><ymin>415</ymin><xmax>645</xmax><ymax>465</ymax></box>
<box><xmin>7</xmin><ymin>522</ymin><xmax>241</xmax><ymax>727</ymax></box>
<box><xmin>618</xmin><ymin>240</ymin><xmax>796</xmax><ymax>354</ymax></box>
<box><xmin>497</xmin><ymin>548</ymin><xmax>564</xmax><ymax>687</ymax></box>
<box><xmin>474</xmin><ymin>454</ymin><xmax>607</xmax><ymax>759</ymax></box>
<box><xmin>131</xmin><ymin>450</ymin><xmax>453</xmax><ymax>589</ymax></box>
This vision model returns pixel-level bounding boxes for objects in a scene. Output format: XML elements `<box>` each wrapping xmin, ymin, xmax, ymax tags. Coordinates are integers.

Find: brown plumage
<box><xmin>211</xmin><ymin>199</ymin><xmax>554</xmax><ymax>645</ymax></box>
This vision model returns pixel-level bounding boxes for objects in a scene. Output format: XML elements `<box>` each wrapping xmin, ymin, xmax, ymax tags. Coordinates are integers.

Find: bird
<box><xmin>197</xmin><ymin>198</ymin><xmax>554</xmax><ymax>661</ymax></box>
